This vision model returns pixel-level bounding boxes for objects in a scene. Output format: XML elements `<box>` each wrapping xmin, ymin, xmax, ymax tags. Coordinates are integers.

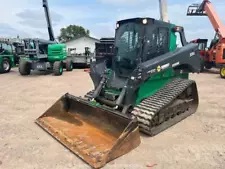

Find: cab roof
<box><xmin>117</xmin><ymin>17</ymin><xmax>155</xmax><ymax>25</ymax></box>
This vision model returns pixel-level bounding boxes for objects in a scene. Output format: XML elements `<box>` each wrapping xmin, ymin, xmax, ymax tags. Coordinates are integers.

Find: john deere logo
<box><xmin>157</xmin><ymin>65</ymin><xmax>161</xmax><ymax>72</ymax></box>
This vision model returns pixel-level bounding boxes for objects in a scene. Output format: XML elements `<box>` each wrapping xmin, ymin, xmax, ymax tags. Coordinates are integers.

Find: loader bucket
<box><xmin>35</xmin><ymin>93</ymin><xmax>141</xmax><ymax>169</ymax></box>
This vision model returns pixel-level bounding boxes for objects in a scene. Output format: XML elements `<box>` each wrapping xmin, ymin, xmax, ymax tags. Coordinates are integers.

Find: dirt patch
<box><xmin>0</xmin><ymin>68</ymin><xmax>225</xmax><ymax>169</ymax></box>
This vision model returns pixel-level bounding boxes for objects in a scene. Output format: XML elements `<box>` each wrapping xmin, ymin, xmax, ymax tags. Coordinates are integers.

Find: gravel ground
<box><xmin>0</xmin><ymin>68</ymin><xmax>225</xmax><ymax>169</ymax></box>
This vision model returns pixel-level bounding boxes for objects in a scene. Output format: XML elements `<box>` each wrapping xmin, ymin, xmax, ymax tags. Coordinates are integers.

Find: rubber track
<box><xmin>131</xmin><ymin>78</ymin><xmax>196</xmax><ymax>136</ymax></box>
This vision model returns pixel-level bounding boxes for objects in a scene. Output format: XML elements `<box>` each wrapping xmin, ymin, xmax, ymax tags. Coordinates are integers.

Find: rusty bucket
<box><xmin>35</xmin><ymin>93</ymin><xmax>141</xmax><ymax>169</ymax></box>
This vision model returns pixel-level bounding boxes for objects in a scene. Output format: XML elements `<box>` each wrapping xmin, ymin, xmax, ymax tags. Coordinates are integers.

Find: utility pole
<box><xmin>159</xmin><ymin>0</ymin><xmax>169</xmax><ymax>22</ymax></box>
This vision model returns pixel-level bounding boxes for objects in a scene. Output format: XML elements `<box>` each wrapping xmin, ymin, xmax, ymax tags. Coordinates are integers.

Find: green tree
<box><xmin>58</xmin><ymin>25</ymin><xmax>90</xmax><ymax>43</ymax></box>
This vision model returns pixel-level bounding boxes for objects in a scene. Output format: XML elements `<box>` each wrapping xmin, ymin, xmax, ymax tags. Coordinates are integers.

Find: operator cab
<box><xmin>0</xmin><ymin>41</ymin><xmax>13</xmax><ymax>55</ymax></box>
<box><xmin>23</xmin><ymin>38</ymin><xmax>56</xmax><ymax>59</ymax></box>
<box><xmin>190</xmin><ymin>39</ymin><xmax>208</xmax><ymax>50</ymax></box>
<box><xmin>99</xmin><ymin>17</ymin><xmax>188</xmax><ymax>90</ymax></box>
<box><xmin>209</xmin><ymin>33</ymin><xmax>219</xmax><ymax>49</ymax></box>
<box><xmin>112</xmin><ymin>17</ymin><xmax>182</xmax><ymax>78</ymax></box>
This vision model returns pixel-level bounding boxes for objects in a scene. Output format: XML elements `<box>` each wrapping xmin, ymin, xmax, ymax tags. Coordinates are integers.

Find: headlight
<box><xmin>116</xmin><ymin>23</ymin><xmax>120</xmax><ymax>28</ymax></box>
<box><xmin>142</xmin><ymin>19</ymin><xmax>148</xmax><ymax>24</ymax></box>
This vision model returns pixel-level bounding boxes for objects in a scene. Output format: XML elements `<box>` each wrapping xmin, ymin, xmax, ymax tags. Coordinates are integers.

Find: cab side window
<box><xmin>0</xmin><ymin>43</ymin><xmax>12</xmax><ymax>54</ymax></box>
<box><xmin>145</xmin><ymin>27</ymin><xmax>169</xmax><ymax>60</ymax></box>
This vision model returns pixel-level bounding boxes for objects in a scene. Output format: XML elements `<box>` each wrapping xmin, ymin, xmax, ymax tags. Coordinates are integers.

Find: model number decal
<box><xmin>37</xmin><ymin>65</ymin><xmax>43</xmax><ymax>68</ymax></box>
<box><xmin>147</xmin><ymin>69</ymin><xmax>156</xmax><ymax>74</ymax></box>
<box><xmin>131</xmin><ymin>76</ymin><xmax>135</xmax><ymax>80</ymax></box>
<box><xmin>172</xmin><ymin>62</ymin><xmax>180</xmax><ymax>67</ymax></box>
<box><xmin>190</xmin><ymin>52</ymin><xmax>195</xmax><ymax>57</ymax></box>
<box><xmin>161</xmin><ymin>63</ymin><xmax>170</xmax><ymax>70</ymax></box>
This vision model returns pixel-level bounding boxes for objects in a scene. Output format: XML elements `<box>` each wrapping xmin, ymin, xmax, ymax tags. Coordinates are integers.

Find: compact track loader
<box><xmin>36</xmin><ymin>18</ymin><xmax>201</xmax><ymax>168</ymax></box>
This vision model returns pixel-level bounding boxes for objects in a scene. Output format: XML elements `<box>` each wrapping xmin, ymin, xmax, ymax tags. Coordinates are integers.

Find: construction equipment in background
<box><xmin>190</xmin><ymin>38</ymin><xmax>208</xmax><ymax>72</ymax></box>
<box><xmin>12</xmin><ymin>41</ymin><xmax>25</xmax><ymax>65</ymax></box>
<box><xmin>0</xmin><ymin>39</ymin><xmax>16</xmax><ymax>73</ymax></box>
<box><xmin>67</xmin><ymin>47</ymin><xmax>93</xmax><ymax>67</ymax></box>
<box><xmin>36</xmin><ymin>17</ymin><xmax>201</xmax><ymax>168</ymax></box>
<box><xmin>95</xmin><ymin>37</ymin><xmax>115</xmax><ymax>67</ymax></box>
<box><xmin>0</xmin><ymin>38</ymin><xmax>25</xmax><ymax>73</ymax></box>
<box><xmin>19</xmin><ymin>0</ymin><xmax>73</xmax><ymax>76</ymax></box>
<box><xmin>187</xmin><ymin>0</ymin><xmax>225</xmax><ymax>78</ymax></box>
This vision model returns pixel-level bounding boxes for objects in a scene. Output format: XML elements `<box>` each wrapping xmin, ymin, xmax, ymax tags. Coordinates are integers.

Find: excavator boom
<box><xmin>187</xmin><ymin>0</ymin><xmax>225</xmax><ymax>38</ymax></box>
<box><xmin>187</xmin><ymin>0</ymin><xmax>225</xmax><ymax>77</ymax></box>
<box><xmin>42</xmin><ymin>0</ymin><xmax>55</xmax><ymax>42</ymax></box>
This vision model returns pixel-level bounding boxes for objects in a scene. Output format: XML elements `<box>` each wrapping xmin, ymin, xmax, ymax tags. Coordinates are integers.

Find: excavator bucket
<box><xmin>35</xmin><ymin>93</ymin><xmax>141</xmax><ymax>169</ymax></box>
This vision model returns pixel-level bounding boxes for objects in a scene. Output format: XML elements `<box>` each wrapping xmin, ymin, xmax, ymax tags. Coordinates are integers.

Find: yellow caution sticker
<box><xmin>157</xmin><ymin>65</ymin><xmax>161</xmax><ymax>72</ymax></box>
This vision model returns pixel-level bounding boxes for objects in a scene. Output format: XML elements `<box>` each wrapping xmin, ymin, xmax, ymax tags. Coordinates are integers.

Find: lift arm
<box><xmin>187</xmin><ymin>0</ymin><xmax>225</xmax><ymax>39</ymax></box>
<box><xmin>42</xmin><ymin>0</ymin><xmax>55</xmax><ymax>42</ymax></box>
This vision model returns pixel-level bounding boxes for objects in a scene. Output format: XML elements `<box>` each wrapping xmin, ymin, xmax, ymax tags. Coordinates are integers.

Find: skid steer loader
<box><xmin>36</xmin><ymin>17</ymin><xmax>201</xmax><ymax>169</ymax></box>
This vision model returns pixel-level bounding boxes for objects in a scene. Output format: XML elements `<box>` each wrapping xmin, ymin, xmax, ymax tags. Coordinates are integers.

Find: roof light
<box><xmin>116</xmin><ymin>23</ymin><xmax>120</xmax><ymax>28</ymax></box>
<box><xmin>142</xmin><ymin>19</ymin><xmax>148</xmax><ymax>24</ymax></box>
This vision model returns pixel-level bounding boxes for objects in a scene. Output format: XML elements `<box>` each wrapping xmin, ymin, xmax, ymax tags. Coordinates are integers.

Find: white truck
<box><xmin>67</xmin><ymin>47</ymin><xmax>94</xmax><ymax>67</ymax></box>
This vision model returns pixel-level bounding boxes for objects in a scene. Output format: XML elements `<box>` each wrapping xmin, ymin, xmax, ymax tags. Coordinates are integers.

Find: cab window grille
<box><xmin>145</xmin><ymin>27</ymin><xmax>169</xmax><ymax>60</ymax></box>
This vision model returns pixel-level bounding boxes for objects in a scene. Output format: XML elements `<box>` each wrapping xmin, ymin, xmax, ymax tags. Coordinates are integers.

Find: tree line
<box><xmin>58</xmin><ymin>25</ymin><xmax>90</xmax><ymax>43</ymax></box>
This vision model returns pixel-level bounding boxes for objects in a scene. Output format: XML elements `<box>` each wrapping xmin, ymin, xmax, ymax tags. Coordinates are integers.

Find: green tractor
<box><xmin>19</xmin><ymin>0</ymin><xmax>73</xmax><ymax>76</ymax></box>
<box><xmin>0</xmin><ymin>42</ymin><xmax>15</xmax><ymax>73</ymax></box>
<box><xmin>0</xmin><ymin>38</ymin><xmax>21</xmax><ymax>73</ymax></box>
<box><xmin>36</xmin><ymin>17</ymin><xmax>201</xmax><ymax>168</ymax></box>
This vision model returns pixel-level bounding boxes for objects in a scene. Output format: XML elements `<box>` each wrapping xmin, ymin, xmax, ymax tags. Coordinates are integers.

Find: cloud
<box><xmin>97</xmin><ymin>0</ymin><xmax>148</xmax><ymax>5</ymax></box>
<box><xmin>0</xmin><ymin>0</ymin><xmax>224</xmax><ymax>45</ymax></box>
<box><xmin>91</xmin><ymin>21</ymin><xmax>116</xmax><ymax>38</ymax></box>
<box><xmin>0</xmin><ymin>23</ymin><xmax>30</xmax><ymax>37</ymax></box>
<box><xmin>16</xmin><ymin>9</ymin><xmax>63</xmax><ymax>29</ymax></box>
<box><xmin>92</xmin><ymin>0</ymin><xmax>225</xmax><ymax>42</ymax></box>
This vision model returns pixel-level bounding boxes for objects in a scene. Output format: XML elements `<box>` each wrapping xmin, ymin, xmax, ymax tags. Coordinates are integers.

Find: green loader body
<box><xmin>102</xmin><ymin>23</ymin><xmax>189</xmax><ymax>106</ymax></box>
<box><xmin>36</xmin><ymin>18</ymin><xmax>201</xmax><ymax>169</ymax></box>
<box><xmin>48</xmin><ymin>43</ymin><xmax>67</xmax><ymax>62</ymax></box>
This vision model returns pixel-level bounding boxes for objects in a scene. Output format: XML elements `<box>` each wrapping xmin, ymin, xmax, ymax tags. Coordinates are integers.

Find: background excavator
<box><xmin>95</xmin><ymin>37</ymin><xmax>115</xmax><ymax>67</ymax></box>
<box><xmin>35</xmin><ymin>1</ymin><xmax>201</xmax><ymax>168</ymax></box>
<box><xmin>19</xmin><ymin>0</ymin><xmax>73</xmax><ymax>76</ymax></box>
<box><xmin>187</xmin><ymin>0</ymin><xmax>225</xmax><ymax>78</ymax></box>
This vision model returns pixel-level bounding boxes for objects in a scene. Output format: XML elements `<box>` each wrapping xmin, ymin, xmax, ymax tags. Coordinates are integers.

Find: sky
<box><xmin>0</xmin><ymin>0</ymin><xmax>224</xmax><ymax>43</ymax></box>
